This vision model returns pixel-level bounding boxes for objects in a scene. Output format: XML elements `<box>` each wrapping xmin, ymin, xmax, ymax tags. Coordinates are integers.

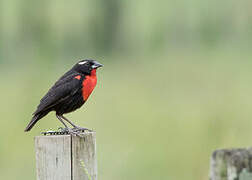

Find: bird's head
<box><xmin>73</xmin><ymin>59</ymin><xmax>103</xmax><ymax>75</ymax></box>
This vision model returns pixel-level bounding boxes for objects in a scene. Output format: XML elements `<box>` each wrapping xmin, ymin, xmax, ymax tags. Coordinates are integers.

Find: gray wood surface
<box><xmin>209</xmin><ymin>148</ymin><xmax>252</xmax><ymax>180</ymax></box>
<box><xmin>72</xmin><ymin>133</ymin><xmax>97</xmax><ymax>180</ymax></box>
<box><xmin>35</xmin><ymin>132</ymin><xmax>97</xmax><ymax>180</ymax></box>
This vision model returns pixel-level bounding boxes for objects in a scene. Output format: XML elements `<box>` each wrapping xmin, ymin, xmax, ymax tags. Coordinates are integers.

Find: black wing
<box><xmin>33</xmin><ymin>72</ymin><xmax>81</xmax><ymax>115</ymax></box>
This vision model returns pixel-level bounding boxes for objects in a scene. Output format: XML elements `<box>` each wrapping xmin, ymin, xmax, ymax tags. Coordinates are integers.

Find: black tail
<box><xmin>24</xmin><ymin>112</ymin><xmax>48</xmax><ymax>132</ymax></box>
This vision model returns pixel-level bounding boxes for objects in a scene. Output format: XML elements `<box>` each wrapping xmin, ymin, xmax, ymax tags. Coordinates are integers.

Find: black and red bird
<box><xmin>24</xmin><ymin>59</ymin><xmax>103</xmax><ymax>132</ymax></box>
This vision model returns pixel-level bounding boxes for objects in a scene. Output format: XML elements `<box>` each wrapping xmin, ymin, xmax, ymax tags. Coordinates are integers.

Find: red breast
<box><xmin>82</xmin><ymin>69</ymin><xmax>97</xmax><ymax>101</ymax></box>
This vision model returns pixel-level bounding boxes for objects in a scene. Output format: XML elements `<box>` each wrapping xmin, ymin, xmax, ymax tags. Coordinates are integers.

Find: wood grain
<box><xmin>72</xmin><ymin>132</ymin><xmax>97</xmax><ymax>180</ymax></box>
<box><xmin>35</xmin><ymin>132</ymin><xmax>97</xmax><ymax>180</ymax></box>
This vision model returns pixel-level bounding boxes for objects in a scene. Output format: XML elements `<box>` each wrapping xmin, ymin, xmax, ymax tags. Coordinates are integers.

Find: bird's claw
<box><xmin>58</xmin><ymin>127</ymin><xmax>68</xmax><ymax>132</ymax></box>
<box><xmin>42</xmin><ymin>127</ymin><xmax>92</xmax><ymax>136</ymax></box>
<box><xmin>58</xmin><ymin>127</ymin><xmax>91</xmax><ymax>137</ymax></box>
<box><xmin>72</xmin><ymin>126</ymin><xmax>92</xmax><ymax>133</ymax></box>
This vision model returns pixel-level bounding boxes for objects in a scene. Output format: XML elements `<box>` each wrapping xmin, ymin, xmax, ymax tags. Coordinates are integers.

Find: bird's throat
<box><xmin>82</xmin><ymin>69</ymin><xmax>97</xmax><ymax>101</ymax></box>
<box><xmin>90</xmin><ymin>69</ymin><xmax>96</xmax><ymax>76</ymax></box>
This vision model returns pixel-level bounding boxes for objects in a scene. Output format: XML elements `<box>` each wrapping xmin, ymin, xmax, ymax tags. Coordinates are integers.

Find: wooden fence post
<box><xmin>209</xmin><ymin>148</ymin><xmax>252</xmax><ymax>180</ymax></box>
<box><xmin>35</xmin><ymin>132</ymin><xmax>97</xmax><ymax>180</ymax></box>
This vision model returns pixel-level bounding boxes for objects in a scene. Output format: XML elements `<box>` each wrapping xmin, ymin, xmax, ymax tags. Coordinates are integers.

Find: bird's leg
<box><xmin>56</xmin><ymin>114</ymin><xmax>71</xmax><ymax>132</ymax></box>
<box><xmin>56</xmin><ymin>115</ymin><xmax>82</xmax><ymax>136</ymax></box>
<box><xmin>60</xmin><ymin>115</ymin><xmax>78</xmax><ymax>128</ymax></box>
<box><xmin>56</xmin><ymin>114</ymin><xmax>68</xmax><ymax>129</ymax></box>
<box><xmin>60</xmin><ymin>115</ymin><xmax>92</xmax><ymax>132</ymax></box>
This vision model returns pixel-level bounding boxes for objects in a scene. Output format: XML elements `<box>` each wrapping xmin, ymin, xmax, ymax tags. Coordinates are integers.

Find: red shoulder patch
<box><xmin>74</xmin><ymin>75</ymin><xmax>81</xmax><ymax>80</ymax></box>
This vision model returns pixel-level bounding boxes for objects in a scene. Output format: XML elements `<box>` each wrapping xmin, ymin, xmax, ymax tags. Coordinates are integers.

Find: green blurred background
<box><xmin>1</xmin><ymin>0</ymin><xmax>252</xmax><ymax>179</ymax></box>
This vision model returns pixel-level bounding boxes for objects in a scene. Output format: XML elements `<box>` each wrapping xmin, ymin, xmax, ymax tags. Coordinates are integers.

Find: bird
<box><xmin>24</xmin><ymin>59</ymin><xmax>103</xmax><ymax>133</ymax></box>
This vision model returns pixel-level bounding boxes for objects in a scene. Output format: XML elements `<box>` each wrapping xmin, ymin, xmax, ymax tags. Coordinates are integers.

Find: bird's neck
<box><xmin>90</xmin><ymin>69</ymin><xmax>97</xmax><ymax>76</ymax></box>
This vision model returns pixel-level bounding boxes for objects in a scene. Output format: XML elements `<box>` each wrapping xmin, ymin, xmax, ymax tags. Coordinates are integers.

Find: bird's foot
<box><xmin>58</xmin><ymin>127</ymin><xmax>82</xmax><ymax>137</ymax></box>
<box><xmin>58</xmin><ymin>127</ymin><xmax>69</xmax><ymax>132</ymax></box>
<box><xmin>72</xmin><ymin>126</ymin><xmax>93</xmax><ymax>133</ymax></box>
<box><xmin>41</xmin><ymin>127</ymin><xmax>90</xmax><ymax>136</ymax></box>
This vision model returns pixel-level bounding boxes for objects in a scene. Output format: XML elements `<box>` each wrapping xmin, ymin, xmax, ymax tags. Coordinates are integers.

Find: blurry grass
<box><xmin>1</xmin><ymin>49</ymin><xmax>252</xmax><ymax>179</ymax></box>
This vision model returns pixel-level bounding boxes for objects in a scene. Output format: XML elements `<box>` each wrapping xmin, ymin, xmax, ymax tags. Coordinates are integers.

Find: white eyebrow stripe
<box><xmin>78</xmin><ymin>61</ymin><xmax>87</xmax><ymax>65</ymax></box>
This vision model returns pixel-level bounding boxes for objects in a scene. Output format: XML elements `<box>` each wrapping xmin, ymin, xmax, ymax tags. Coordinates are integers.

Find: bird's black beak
<box><xmin>92</xmin><ymin>61</ymin><xmax>103</xmax><ymax>69</ymax></box>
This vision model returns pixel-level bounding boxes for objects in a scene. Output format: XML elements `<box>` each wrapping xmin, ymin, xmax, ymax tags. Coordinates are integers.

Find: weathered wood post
<box><xmin>209</xmin><ymin>148</ymin><xmax>252</xmax><ymax>180</ymax></box>
<box><xmin>35</xmin><ymin>132</ymin><xmax>97</xmax><ymax>180</ymax></box>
